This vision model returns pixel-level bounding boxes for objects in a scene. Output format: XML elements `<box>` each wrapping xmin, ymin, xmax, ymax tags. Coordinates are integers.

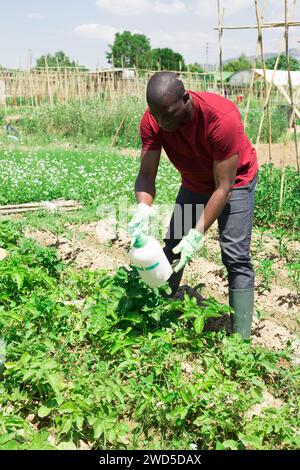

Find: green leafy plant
<box><xmin>287</xmin><ymin>261</ymin><xmax>300</xmax><ymax>293</ymax></box>
<box><xmin>0</xmin><ymin>220</ymin><xmax>299</xmax><ymax>451</ymax></box>
<box><xmin>256</xmin><ymin>259</ymin><xmax>276</xmax><ymax>293</ymax></box>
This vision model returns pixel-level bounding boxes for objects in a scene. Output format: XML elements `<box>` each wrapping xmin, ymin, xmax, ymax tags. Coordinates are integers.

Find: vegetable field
<box><xmin>0</xmin><ymin>142</ymin><xmax>299</xmax><ymax>450</ymax></box>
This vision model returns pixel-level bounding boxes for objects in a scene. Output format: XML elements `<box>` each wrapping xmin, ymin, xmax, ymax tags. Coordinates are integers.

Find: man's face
<box><xmin>148</xmin><ymin>93</ymin><xmax>191</xmax><ymax>132</ymax></box>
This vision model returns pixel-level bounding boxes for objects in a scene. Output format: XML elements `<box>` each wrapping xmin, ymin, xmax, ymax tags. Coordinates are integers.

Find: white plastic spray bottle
<box><xmin>129</xmin><ymin>232</ymin><xmax>173</xmax><ymax>289</ymax></box>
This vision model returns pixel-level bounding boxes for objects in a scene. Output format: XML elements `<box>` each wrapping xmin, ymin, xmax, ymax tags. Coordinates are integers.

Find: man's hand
<box><xmin>172</xmin><ymin>229</ymin><xmax>204</xmax><ymax>273</ymax></box>
<box><xmin>128</xmin><ymin>203</ymin><xmax>156</xmax><ymax>245</ymax></box>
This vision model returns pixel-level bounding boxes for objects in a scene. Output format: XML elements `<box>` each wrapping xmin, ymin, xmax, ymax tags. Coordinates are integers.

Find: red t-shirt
<box><xmin>140</xmin><ymin>91</ymin><xmax>258</xmax><ymax>193</ymax></box>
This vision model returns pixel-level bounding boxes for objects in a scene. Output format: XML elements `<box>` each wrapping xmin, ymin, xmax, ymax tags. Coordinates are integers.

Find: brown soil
<box><xmin>257</xmin><ymin>142</ymin><xmax>299</xmax><ymax>168</ymax></box>
<box><xmin>0</xmin><ymin>248</ymin><xmax>8</xmax><ymax>261</ymax></box>
<box><xmin>244</xmin><ymin>391</ymin><xmax>283</xmax><ymax>420</ymax></box>
<box><xmin>25</xmin><ymin>224</ymin><xmax>130</xmax><ymax>273</ymax></box>
<box><xmin>116</xmin><ymin>143</ymin><xmax>299</xmax><ymax>169</ymax></box>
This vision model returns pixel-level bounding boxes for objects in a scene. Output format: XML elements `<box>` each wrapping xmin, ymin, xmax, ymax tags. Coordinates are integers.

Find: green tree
<box><xmin>35</xmin><ymin>51</ymin><xmax>87</xmax><ymax>71</ymax></box>
<box><xmin>188</xmin><ymin>62</ymin><xmax>204</xmax><ymax>73</ymax></box>
<box><xmin>106</xmin><ymin>31</ymin><xmax>151</xmax><ymax>68</ymax></box>
<box><xmin>150</xmin><ymin>48</ymin><xmax>186</xmax><ymax>71</ymax></box>
<box><xmin>263</xmin><ymin>54</ymin><xmax>300</xmax><ymax>71</ymax></box>
<box><xmin>223</xmin><ymin>53</ymin><xmax>253</xmax><ymax>72</ymax></box>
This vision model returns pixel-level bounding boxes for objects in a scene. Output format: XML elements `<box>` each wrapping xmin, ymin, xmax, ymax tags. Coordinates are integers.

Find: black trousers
<box><xmin>163</xmin><ymin>174</ymin><xmax>258</xmax><ymax>294</ymax></box>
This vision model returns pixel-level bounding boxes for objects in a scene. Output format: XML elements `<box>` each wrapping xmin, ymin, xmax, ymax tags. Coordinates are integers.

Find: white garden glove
<box><xmin>128</xmin><ymin>203</ymin><xmax>156</xmax><ymax>246</ymax></box>
<box><xmin>172</xmin><ymin>228</ymin><xmax>204</xmax><ymax>273</ymax></box>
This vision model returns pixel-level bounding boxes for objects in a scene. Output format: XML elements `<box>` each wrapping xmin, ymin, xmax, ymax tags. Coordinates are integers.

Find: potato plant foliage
<box><xmin>0</xmin><ymin>221</ymin><xmax>299</xmax><ymax>450</ymax></box>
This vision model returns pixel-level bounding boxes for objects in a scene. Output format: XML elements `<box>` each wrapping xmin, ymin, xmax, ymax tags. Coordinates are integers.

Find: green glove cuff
<box><xmin>186</xmin><ymin>228</ymin><xmax>204</xmax><ymax>250</ymax></box>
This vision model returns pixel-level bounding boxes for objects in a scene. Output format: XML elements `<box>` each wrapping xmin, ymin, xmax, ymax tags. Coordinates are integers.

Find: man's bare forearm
<box><xmin>195</xmin><ymin>188</ymin><xmax>231</xmax><ymax>235</ymax></box>
<box><xmin>135</xmin><ymin>174</ymin><xmax>156</xmax><ymax>205</ymax></box>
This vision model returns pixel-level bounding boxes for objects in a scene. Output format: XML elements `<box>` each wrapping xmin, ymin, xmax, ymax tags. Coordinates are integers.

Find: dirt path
<box><xmin>119</xmin><ymin>142</ymin><xmax>299</xmax><ymax>168</ymax></box>
<box><xmin>257</xmin><ymin>142</ymin><xmax>298</xmax><ymax>168</ymax></box>
<box><xmin>18</xmin><ymin>141</ymin><xmax>298</xmax><ymax>169</ymax></box>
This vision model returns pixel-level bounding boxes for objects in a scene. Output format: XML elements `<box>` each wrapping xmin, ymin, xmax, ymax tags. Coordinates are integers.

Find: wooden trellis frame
<box><xmin>215</xmin><ymin>0</ymin><xmax>300</xmax><ymax>173</ymax></box>
<box><xmin>243</xmin><ymin>0</ymin><xmax>266</xmax><ymax>129</ymax></box>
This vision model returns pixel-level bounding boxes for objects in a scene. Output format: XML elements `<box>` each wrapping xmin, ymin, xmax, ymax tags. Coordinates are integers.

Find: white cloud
<box><xmin>153</xmin><ymin>0</ymin><xmax>187</xmax><ymax>14</ymax></box>
<box><xmin>74</xmin><ymin>24</ymin><xmax>142</xmax><ymax>42</ymax></box>
<box><xmin>75</xmin><ymin>24</ymin><xmax>214</xmax><ymax>61</ymax></box>
<box><xmin>75</xmin><ymin>24</ymin><xmax>120</xmax><ymax>42</ymax></box>
<box><xmin>95</xmin><ymin>0</ymin><xmax>187</xmax><ymax>16</ymax></box>
<box><xmin>95</xmin><ymin>0</ymin><xmax>146</xmax><ymax>16</ymax></box>
<box><xmin>149</xmin><ymin>30</ymin><xmax>211</xmax><ymax>53</ymax></box>
<box><xmin>193</xmin><ymin>0</ymin><xmax>253</xmax><ymax>18</ymax></box>
<box><xmin>267</xmin><ymin>0</ymin><xmax>299</xmax><ymax>22</ymax></box>
<box><xmin>27</xmin><ymin>12</ymin><xmax>44</xmax><ymax>20</ymax></box>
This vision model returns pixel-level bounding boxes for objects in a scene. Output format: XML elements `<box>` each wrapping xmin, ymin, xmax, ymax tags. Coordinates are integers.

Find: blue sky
<box><xmin>1</xmin><ymin>0</ymin><xmax>300</xmax><ymax>69</ymax></box>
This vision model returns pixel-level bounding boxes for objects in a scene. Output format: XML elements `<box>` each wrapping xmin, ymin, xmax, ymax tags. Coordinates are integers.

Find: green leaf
<box><xmin>222</xmin><ymin>440</ymin><xmax>240</xmax><ymax>450</ymax></box>
<box><xmin>93</xmin><ymin>420</ymin><xmax>104</xmax><ymax>439</ymax></box>
<box><xmin>106</xmin><ymin>429</ymin><xmax>117</xmax><ymax>444</ymax></box>
<box><xmin>20</xmin><ymin>351</ymin><xmax>31</xmax><ymax>363</ymax></box>
<box><xmin>194</xmin><ymin>316</ymin><xmax>205</xmax><ymax>334</ymax></box>
<box><xmin>57</xmin><ymin>441</ymin><xmax>77</xmax><ymax>450</ymax></box>
<box><xmin>0</xmin><ymin>434</ymin><xmax>14</xmax><ymax>445</ymax></box>
<box><xmin>59</xmin><ymin>402</ymin><xmax>76</xmax><ymax>414</ymax></box>
<box><xmin>110</xmin><ymin>342</ymin><xmax>123</xmax><ymax>355</ymax></box>
<box><xmin>11</xmin><ymin>271</ymin><xmax>25</xmax><ymax>290</ymax></box>
<box><xmin>76</xmin><ymin>415</ymin><xmax>84</xmax><ymax>431</ymax></box>
<box><xmin>47</xmin><ymin>373</ymin><xmax>66</xmax><ymax>394</ymax></box>
<box><xmin>215</xmin><ymin>441</ymin><xmax>225</xmax><ymax>450</ymax></box>
<box><xmin>38</xmin><ymin>405</ymin><xmax>52</xmax><ymax>418</ymax></box>
<box><xmin>0</xmin><ymin>440</ymin><xmax>21</xmax><ymax>450</ymax></box>
<box><xmin>239</xmin><ymin>433</ymin><xmax>263</xmax><ymax>449</ymax></box>
<box><xmin>61</xmin><ymin>417</ymin><xmax>73</xmax><ymax>434</ymax></box>
<box><xmin>40</xmin><ymin>359</ymin><xmax>58</xmax><ymax>370</ymax></box>
<box><xmin>4</xmin><ymin>362</ymin><xmax>17</xmax><ymax>369</ymax></box>
<box><xmin>124</xmin><ymin>312</ymin><xmax>143</xmax><ymax>323</ymax></box>
<box><xmin>23</xmin><ymin>370</ymin><xmax>36</xmax><ymax>382</ymax></box>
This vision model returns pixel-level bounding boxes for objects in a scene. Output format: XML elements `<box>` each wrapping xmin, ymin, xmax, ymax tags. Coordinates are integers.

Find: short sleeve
<box><xmin>140</xmin><ymin>111</ymin><xmax>162</xmax><ymax>152</ymax></box>
<box><xmin>209</xmin><ymin>111</ymin><xmax>244</xmax><ymax>160</ymax></box>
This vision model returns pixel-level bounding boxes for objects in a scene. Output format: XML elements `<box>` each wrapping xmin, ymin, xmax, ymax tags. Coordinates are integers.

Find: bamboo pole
<box><xmin>16</xmin><ymin>59</ymin><xmax>22</xmax><ymax>108</ymax></box>
<box><xmin>1</xmin><ymin>76</ymin><xmax>7</xmax><ymax>116</ymax></box>
<box><xmin>28</xmin><ymin>68</ymin><xmax>33</xmax><ymax>108</ymax></box>
<box><xmin>217</xmin><ymin>0</ymin><xmax>225</xmax><ymax>95</ymax></box>
<box><xmin>279</xmin><ymin>85</ymin><xmax>300</xmax><ymax>209</ymax></box>
<box><xmin>112</xmin><ymin>54</ymin><xmax>115</xmax><ymax>96</ymax></box>
<box><xmin>253</xmin><ymin>0</ymin><xmax>297</xmax><ymax>158</ymax></box>
<box><xmin>244</xmin><ymin>0</ymin><xmax>266</xmax><ymax>129</ymax></box>
<box><xmin>27</xmin><ymin>51</ymin><xmax>34</xmax><ymax>108</ymax></box>
<box><xmin>254</xmin><ymin>0</ymin><xmax>272</xmax><ymax>162</ymax></box>
<box><xmin>134</xmin><ymin>66</ymin><xmax>140</xmax><ymax>97</ymax></box>
<box><xmin>73</xmin><ymin>70</ymin><xmax>77</xmax><ymax>101</ymax></box>
<box><xmin>214</xmin><ymin>21</ymin><xmax>300</xmax><ymax>30</ymax></box>
<box><xmin>284</xmin><ymin>0</ymin><xmax>299</xmax><ymax>172</ymax></box>
<box><xmin>64</xmin><ymin>68</ymin><xmax>69</xmax><ymax>103</ymax></box>
<box><xmin>76</xmin><ymin>64</ymin><xmax>83</xmax><ymax>109</ymax></box>
<box><xmin>111</xmin><ymin>110</ymin><xmax>129</xmax><ymax>147</ymax></box>
<box><xmin>44</xmin><ymin>56</ymin><xmax>53</xmax><ymax>106</ymax></box>
<box><xmin>31</xmin><ymin>68</ymin><xmax>39</xmax><ymax>108</ymax></box>
<box><xmin>279</xmin><ymin>0</ymin><xmax>300</xmax><ymax>210</ymax></box>
<box><xmin>0</xmin><ymin>199</ymin><xmax>83</xmax><ymax>215</ymax></box>
<box><xmin>21</xmin><ymin>70</ymin><xmax>25</xmax><ymax>107</ymax></box>
<box><xmin>55</xmin><ymin>56</ymin><xmax>63</xmax><ymax>103</ymax></box>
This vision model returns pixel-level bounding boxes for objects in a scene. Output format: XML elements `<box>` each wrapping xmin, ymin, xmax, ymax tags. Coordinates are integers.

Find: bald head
<box><xmin>146</xmin><ymin>72</ymin><xmax>185</xmax><ymax>106</ymax></box>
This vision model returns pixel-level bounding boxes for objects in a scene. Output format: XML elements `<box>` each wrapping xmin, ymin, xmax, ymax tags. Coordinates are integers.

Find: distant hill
<box><xmin>204</xmin><ymin>49</ymin><xmax>300</xmax><ymax>71</ymax></box>
<box><xmin>223</xmin><ymin>48</ymin><xmax>300</xmax><ymax>65</ymax></box>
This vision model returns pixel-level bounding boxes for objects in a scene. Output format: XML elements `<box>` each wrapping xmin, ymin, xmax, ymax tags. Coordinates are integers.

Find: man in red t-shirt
<box><xmin>129</xmin><ymin>72</ymin><xmax>258</xmax><ymax>339</ymax></box>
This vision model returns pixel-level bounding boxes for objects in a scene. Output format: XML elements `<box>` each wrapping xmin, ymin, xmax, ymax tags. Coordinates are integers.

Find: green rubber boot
<box><xmin>229</xmin><ymin>288</ymin><xmax>254</xmax><ymax>340</ymax></box>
